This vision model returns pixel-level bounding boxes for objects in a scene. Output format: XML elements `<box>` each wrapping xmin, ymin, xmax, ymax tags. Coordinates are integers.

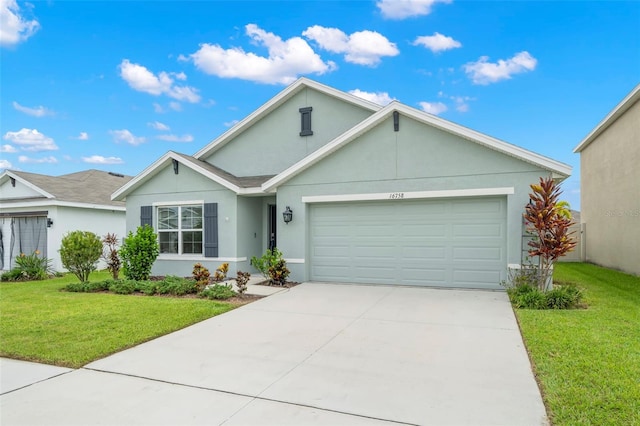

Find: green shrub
<box><xmin>1</xmin><ymin>268</ymin><xmax>28</xmax><ymax>282</ymax></box>
<box><xmin>135</xmin><ymin>280</ymin><xmax>158</xmax><ymax>296</ymax></box>
<box><xmin>108</xmin><ymin>280</ymin><xmax>137</xmax><ymax>295</ymax></box>
<box><xmin>546</xmin><ymin>284</ymin><xmax>583</xmax><ymax>309</ymax></box>
<box><xmin>155</xmin><ymin>275</ymin><xmax>197</xmax><ymax>296</ymax></box>
<box><xmin>251</xmin><ymin>248</ymin><xmax>290</xmax><ymax>285</ymax></box>
<box><xmin>200</xmin><ymin>284</ymin><xmax>235</xmax><ymax>300</ymax></box>
<box><xmin>120</xmin><ymin>225</ymin><xmax>159</xmax><ymax>281</ymax></box>
<box><xmin>65</xmin><ymin>280</ymin><xmax>110</xmax><ymax>293</ymax></box>
<box><xmin>59</xmin><ymin>231</ymin><xmax>102</xmax><ymax>283</ymax></box>
<box><xmin>251</xmin><ymin>248</ymin><xmax>283</xmax><ymax>281</ymax></box>
<box><xmin>12</xmin><ymin>250</ymin><xmax>53</xmax><ymax>281</ymax></box>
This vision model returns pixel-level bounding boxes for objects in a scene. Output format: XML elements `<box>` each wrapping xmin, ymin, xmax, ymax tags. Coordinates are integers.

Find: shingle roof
<box><xmin>172</xmin><ymin>152</ymin><xmax>275</xmax><ymax>188</ymax></box>
<box><xmin>7</xmin><ymin>169</ymin><xmax>132</xmax><ymax>207</ymax></box>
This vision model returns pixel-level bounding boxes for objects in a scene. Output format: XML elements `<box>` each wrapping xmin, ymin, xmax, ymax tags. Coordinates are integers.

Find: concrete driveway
<box><xmin>0</xmin><ymin>283</ymin><xmax>547</xmax><ymax>425</ymax></box>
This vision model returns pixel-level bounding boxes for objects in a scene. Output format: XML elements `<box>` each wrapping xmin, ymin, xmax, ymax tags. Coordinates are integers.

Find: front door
<box><xmin>268</xmin><ymin>204</ymin><xmax>277</xmax><ymax>250</ymax></box>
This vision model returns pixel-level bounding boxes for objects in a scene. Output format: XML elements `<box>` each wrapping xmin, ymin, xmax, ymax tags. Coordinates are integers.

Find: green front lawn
<box><xmin>516</xmin><ymin>263</ymin><xmax>640</xmax><ymax>425</ymax></box>
<box><xmin>0</xmin><ymin>272</ymin><xmax>236</xmax><ymax>368</ymax></box>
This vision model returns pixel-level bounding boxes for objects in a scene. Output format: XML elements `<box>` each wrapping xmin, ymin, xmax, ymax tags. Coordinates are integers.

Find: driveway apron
<box><xmin>0</xmin><ymin>283</ymin><xmax>547</xmax><ymax>425</ymax></box>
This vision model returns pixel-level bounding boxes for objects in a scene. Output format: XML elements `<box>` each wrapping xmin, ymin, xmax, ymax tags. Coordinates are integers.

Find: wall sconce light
<box><xmin>282</xmin><ymin>206</ymin><xmax>293</xmax><ymax>224</ymax></box>
<box><xmin>47</xmin><ymin>218</ymin><xmax>53</xmax><ymax>228</ymax></box>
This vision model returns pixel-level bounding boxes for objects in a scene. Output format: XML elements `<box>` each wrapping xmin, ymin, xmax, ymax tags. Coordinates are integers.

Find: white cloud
<box><xmin>413</xmin><ymin>32</ymin><xmax>461</xmax><ymax>53</ymax></box>
<box><xmin>119</xmin><ymin>59</ymin><xmax>201</xmax><ymax>103</ymax></box>
<box><xmin>464</xmin><ymin>51</ymin><xmax>537</xmax><ymax>85</ymax></box>
<box><xmin>77</xmin><ymin>132</ymin><xmax>89</xmax><ymax>140</ymax></box>
<box><xmin>153</xmin><ymin>103</ymin><xmax>165</xmax><ymax>113</ymax></box>
<box><xmin>169</xmin><ymin>101</ymin><xmax>182</xmax><ymax>111</ymax></box>
<box><xmin>110</xmin><ymin>129</ymin><xmax>145</xmax><ymax>146</ymax></box>
<box><xmin>156</xmin><ymin>134</ymin><xmax>194</xmax><ymax>143</ymax></box>
<box><xmin>419</xmin><ymin>101</ymin><xmax>448</xmax><ymax>115</ymax></box>
<box><xmin>377</xmin><ymin>0</ymin><xmax>451</xmax><ymax>19</ymax></box>
<box><xmin>303</xmin><ymin>26</ymin><xmax>399</xmax><ymax>66</ymax></box>
<box><xmin>0</xmin><ymin>159</ymin><xmax>12</xmax><ymax>170</ymax></box>
<box><xmin>224</xmin><ymin>120</ymin><xmax>239</xmax><ymax>127</ymax></box>
<box><xmin>148</xmin><ymin>121</ymin><xmax>170</xmax><ymax>131</ymax></box>
<box><xmin>348</xmin><ymin>89</ymin><xmax>395</xmax><ymax>106</ymax></box>
<box><xmin>82</xmin><ymin>155</ymin><xmax>124</xmax><ymax>165</ymax></box>
<box><xmin>18</xmin><ymin>155</ymin><xmax>57</xmax><ymax>164</ymax></box>
<box><xmin>451</xmin><ymin>95</ymin><xmax>474</xmax><ymax>112</ymax></box>
<box><xmin>1</xmin><ymin>144</ymin><xmax>17</xmax><ymax>153</ymax></box>
<box><xmin>12</xmin><ymin>101</ymin><xmax>54</xmax><ymax>117</ymax></box>
<box><xmin>0</xmin><ymin>0</ymin><xmax>39</xmax><ymax>47</ymax></box>
<box><xmin>3</xmin><ymin>128</ymin><xmax>58</xmax><ymax>151</ymax></box>
<box><xmin>189</xmin><ymin>24</ymin><xmax>336</xmax><ymax>85</ymax></box>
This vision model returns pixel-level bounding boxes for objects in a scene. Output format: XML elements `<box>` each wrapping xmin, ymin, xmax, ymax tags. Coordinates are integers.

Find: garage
<box><xmin>309</xmin><ymin>197</ymin><xmax>507</xmax><ymax>289</ymax></box>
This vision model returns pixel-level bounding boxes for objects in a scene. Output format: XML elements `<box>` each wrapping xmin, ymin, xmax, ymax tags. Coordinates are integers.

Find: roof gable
<box><xmin>112</xmin><ymin>151</ymin><xmax>274</xmax><ymax>201</ymax></box>
<box><xmin>261</xmin><ymin>102</ymin><xmax>572</xmax><ymax>192</ymax></box>
<box><xmin>1</xmin><ymin>169</ymin><xmax>132</xmax><ymax>208</ymax></box>
<box><xmin>574</xmin><ymin>83</ymin><xmax>640</xmax><ymax>153</ymax></box>
<box><xmin>193</xmin><ymin>77</ymin><xmax>381</xmax><ymax>161</ymax></box>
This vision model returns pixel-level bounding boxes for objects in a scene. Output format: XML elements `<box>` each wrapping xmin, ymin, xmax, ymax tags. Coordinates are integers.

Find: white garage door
<box><xmin>309</xmin><ymin>197</ymin><xmax>507</xmax><ymax>289</ymax></box>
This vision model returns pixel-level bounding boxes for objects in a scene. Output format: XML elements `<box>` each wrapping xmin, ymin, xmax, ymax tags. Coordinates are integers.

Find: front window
<box><xmin>157</xmin><ymin>205</ymin><xmax>203</xmax><ymax>254</ymax></box>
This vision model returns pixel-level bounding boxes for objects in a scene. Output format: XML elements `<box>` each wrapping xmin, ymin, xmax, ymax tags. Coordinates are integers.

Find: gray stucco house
<box><xmin>574</xmin><ymin>84</ymin><xmax>639</xmax><ymax>276</ymax></box>
<box><xmin>0</xmin><ymin>169</ymin><xmax>132</xmax><ymax>272</ymax></box>
<box><xmin>113</xmin><ymin>78</ymin><xmax>571</xmax><ymax>289</ymax></box>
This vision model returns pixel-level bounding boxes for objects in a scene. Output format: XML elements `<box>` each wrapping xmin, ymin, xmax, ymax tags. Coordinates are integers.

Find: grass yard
<box><xmin>515</xmin><ymin>263</ymin><xmax>640</xmax><ymax>426</ymax></box>
<box><xmin>0</xmin><ymin>272</ymin><xmax>237</xmax><ymax>368</ymax></box>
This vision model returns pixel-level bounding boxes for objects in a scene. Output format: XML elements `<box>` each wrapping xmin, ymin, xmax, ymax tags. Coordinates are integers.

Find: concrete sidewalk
<box><xmin>0</xmin><ymin>283</ymin><xmax>548</xmax><ymax>425</ymax></box>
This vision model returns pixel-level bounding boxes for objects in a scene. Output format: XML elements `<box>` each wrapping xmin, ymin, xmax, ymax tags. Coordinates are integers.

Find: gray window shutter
<box><xmin>141</xmin><ymin>206</ymin><xmax>153</xmax><ymax>227</ymax></box>
<box><xmin>204</xmin><ymin>203</ymin><xmax>218</xmax><ymax>258</ymax></box>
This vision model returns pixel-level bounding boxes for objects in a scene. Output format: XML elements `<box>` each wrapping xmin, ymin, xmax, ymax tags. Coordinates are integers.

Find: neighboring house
<box><xmin>574</xmin><ymin>84</ymin><xmax>640</xmax><ymax>276</ymax></box>
<box><xmin>0</xmin><ymin>169</ymin><xmax>132</xmax><ymax>272</ymax></box>
<box><xmin>113</xmin><ymin>78</ymin><xmax>571</xmax><ymax>289</ymax></box>
<box><xmin>558</xmin><ymin>210</ymin><xmax>583</xmax><ymax>263</ymax></box>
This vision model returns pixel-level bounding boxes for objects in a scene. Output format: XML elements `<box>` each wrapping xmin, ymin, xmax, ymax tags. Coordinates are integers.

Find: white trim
<box><xmin>157</xmin><ymin>255</ymin><xmax>248</xmax><ymax>262</ymax></box>
<box><xmin>262</xmin><ymin>102</ymin><xmax>571</xmax><ymax>192</ymax></box>
<box><xmin>112</xmin><ymin>151</ymin><xmax>241</xmax><ymax>201</ymax></box>
<box><xmin>1</xmin><ymin>171</ymin><xmax>55</xmax><ymax>199</ymax></box>
<box><xmin>193</xmin><ymin>78</ymin><xmax>381</xmax><ymax>160</ymax></box>
<box><xmin>507</xmin><ymin>263</ymin><xmax>522</xmax><ymax>270</ymax></box>
<box><xmin>302</xmin><ymin>187</ymin><xmax>515</xmax><ymax>204</ymax></box>
<box><xmin>574</xmin><ymin>83</ymin><xmax>640</xmax><ymax>153</ymax></box>
<box><xmin>0</xmin><ymin>199</ymin><xmax>126</xmax><ymax>211</ymax></box>
<box><xmin>152</xmin><ymin>200</ymin><xmax>204</xmax><ymax>207</ymax></box>
<box><xmin>284</xmin><ymin>258</ymin><xmax>305</xmax><ymax>264</ymax></box>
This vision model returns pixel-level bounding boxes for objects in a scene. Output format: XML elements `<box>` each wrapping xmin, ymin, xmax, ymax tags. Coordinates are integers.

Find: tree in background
<box><xmin>524</xmin><ymin>177</ymin><xmax>577</xmax><ymax>290</ymax></box>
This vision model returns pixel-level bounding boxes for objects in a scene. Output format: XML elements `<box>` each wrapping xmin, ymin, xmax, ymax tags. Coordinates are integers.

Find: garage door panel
<box><xmin>310</xmin><ymin>197</ymin><xmax>506</xmax><ymax>289</ymax></box>
<box><xmin>453</xmin><ymin>247</ymin><xmax>502</xmax><ymax>261</ymax></box>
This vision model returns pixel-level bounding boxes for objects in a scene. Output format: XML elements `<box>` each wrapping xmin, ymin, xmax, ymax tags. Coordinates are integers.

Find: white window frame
<box><xmin>156</xmin><ymin>203</ymin><xmax>204</xmax><ymax>256</ymax></box>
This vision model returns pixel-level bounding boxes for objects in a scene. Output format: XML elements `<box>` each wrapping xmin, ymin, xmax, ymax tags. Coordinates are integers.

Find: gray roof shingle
<box><xmin>7</xmin><ymin>170</ymin><xmax>132</xmax><ymax>207</ymax></box>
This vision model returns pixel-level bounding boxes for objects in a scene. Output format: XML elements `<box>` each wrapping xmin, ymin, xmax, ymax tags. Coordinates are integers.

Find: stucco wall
<box><xmin>205</xmin><ymin>87</ymin><xmax>374</xmax><ymax>177</ymax></box>
<box><xmin>580</xmin><ymin>98</ymin><xmax>640</xmax><ymax>275</ymax></box>
<box><xmin>124</xmin><ymin>164</ymin><xmax>241</xmax><ymax>277</ymax></box>
<box><xmin>0</xmin><ymin>204</ymin><xmax>125</xmax><ymax>272</ymax></box>
<box><xmin>0</xmin><ymin>177</ymin><xmax>43</xmax><ymax>199</ymax></box>
<box><xmin>275</xmin><ymin>115</ymin><xmax>554</xmax><ymax>282</ymax></box>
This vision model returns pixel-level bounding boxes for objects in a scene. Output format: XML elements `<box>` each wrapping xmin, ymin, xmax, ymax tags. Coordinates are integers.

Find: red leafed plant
<box><xmin>524</xmin><ymin>177</ymin><xmax>577</xmax><ymax>291</ymax></box>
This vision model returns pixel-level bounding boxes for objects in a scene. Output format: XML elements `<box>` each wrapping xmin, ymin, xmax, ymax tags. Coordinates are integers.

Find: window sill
<box><xmin>157</xmin><ymin>254</ymin><xmax>248</xmax><ymax>262</ymax></box>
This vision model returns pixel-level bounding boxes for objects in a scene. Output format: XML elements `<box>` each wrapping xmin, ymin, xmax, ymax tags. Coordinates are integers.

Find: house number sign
<box><xmin>389</xmin><ymin>192</ymin><xmax>405</xmax><ymax>199</ymax></box>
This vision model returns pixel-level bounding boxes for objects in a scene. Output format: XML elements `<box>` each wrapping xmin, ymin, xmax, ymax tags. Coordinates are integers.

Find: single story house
<box><xmin>574</xmin><ymin>83</ymin><xmax>640</xmax><ymax>276</ymax></box>
<box><xmin>113</xmin><ymin>78</ymin><xmax>571</xmax><ymax>289</ymax></box>
<box><xmin>0</xmin><ymin>169</ymin><xmax>132</xmax><ymax>272</ymax></box>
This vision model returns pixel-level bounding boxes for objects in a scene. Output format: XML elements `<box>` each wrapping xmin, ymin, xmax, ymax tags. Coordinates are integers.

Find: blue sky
<box><xmin>1</xmin><ymin>0</ymin><xmax>639</xmax><ymax>209</ymax></box>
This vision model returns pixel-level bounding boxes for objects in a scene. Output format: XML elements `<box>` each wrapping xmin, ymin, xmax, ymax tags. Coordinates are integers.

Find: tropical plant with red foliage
<box><xmin>524</xmin><ymin>177</ymin><xmax>577</xmax><ymax>291</ymax></box>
